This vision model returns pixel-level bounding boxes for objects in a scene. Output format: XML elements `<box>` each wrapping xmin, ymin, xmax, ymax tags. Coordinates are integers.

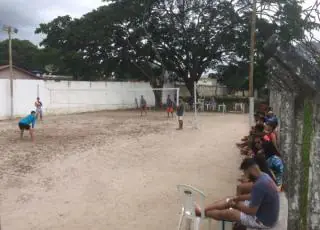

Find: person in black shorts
<box><xmin>18</xmin><ymin>111</ymin><xmax>37</xmax><ymax>142</ymax></box>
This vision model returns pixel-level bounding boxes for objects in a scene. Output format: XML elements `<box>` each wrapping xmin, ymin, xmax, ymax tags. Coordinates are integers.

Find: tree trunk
<box><xmin>185</xmin><ymin>78</ymin><xmax>195</xmax><ymax>98</ymax></box>
<box><xmin>150</xmin><ymin>80</ymin><xmax>163</xmax><ymax>109</ymax></box>
<box><xmin>215</xmin><ymin>82</ymin><xmax>218</xmax><ymax>96</ymax></box>
<box><xmin>153</xmin><ymin>90</ymin><xmax>162</xmax><ymax>108</ymax></box>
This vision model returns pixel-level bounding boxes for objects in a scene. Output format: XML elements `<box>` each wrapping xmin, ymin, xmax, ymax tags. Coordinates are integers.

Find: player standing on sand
<box><xmin>166</xmin><ymin>95</ymin><xmax>174</xmax><ymax>118</ymax></box>
<box><xmin>140</xmin><ymin>95</ymin><xmax>147</xmax><ymax>116</ymax></box>
<box><xmin>18</xmin><ymin>111</ymin><xmax>37</xmax><ymax>142</ymax></box>
<box><xmin>176</xmin><ymin>98</ymin><xmax>185</xmax><ymax>130</ymax></box>
<box><xmin>35</xmin><ymin>97</ymin><xmax>43</xmax><ymax>121</ymax></box>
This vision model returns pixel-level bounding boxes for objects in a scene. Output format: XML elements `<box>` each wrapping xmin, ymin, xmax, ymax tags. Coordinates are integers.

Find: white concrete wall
<box><xmin>0</xmin><ymin>79</ymin><xmax>177</xmax><ymax>119</ymax></box>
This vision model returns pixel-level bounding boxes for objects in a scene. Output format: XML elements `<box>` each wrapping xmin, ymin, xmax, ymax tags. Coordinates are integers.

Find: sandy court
<box><xmin>0</xmin><ymin>111</ymin><xmax>248</xmax><ymax>230</ymax></box>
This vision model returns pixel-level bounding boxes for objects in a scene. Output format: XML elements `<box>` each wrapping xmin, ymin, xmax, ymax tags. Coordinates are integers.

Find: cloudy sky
<box><xmin>0</xmin><ymin>0</ymin><xmax>319</xmax><ymax>45</ymax></box>
<box><xmin>0</xmin><ymin>0</ymin><xmax>106</xmax><ymax>45</ymax></box>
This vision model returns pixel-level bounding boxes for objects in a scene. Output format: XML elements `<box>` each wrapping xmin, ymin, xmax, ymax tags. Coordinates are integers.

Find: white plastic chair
<box><xmin>177</xmin><ymin>184</ymin><xmax>212</xmax><ymax>230</ymax></box>
<box><xmin>218</xmin><ymin>103</ymin><xmax>226</xmax><ymax>113</ymax></box>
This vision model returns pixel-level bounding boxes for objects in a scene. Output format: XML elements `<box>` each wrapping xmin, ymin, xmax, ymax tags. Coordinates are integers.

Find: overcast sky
<box><xmin>0</xmin><ymin>0</ymin><xmax>319</xmax><ymax>45</ymax></box>
<box><xmin>0</xmin><ymin>0</ymin><xmax>105</xmax><ymax>45</ymax></box>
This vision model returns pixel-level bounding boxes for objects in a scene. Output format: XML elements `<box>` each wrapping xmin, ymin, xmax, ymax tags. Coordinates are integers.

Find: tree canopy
<box><xmin>0</xmin><ymin>39</ymin><xmax>39</xmax><ymax>70</ymax></box>
<box><xmin>34</xmin><ymin>0</ymin><xmax>320</xmax><ymax>95</ymax></box>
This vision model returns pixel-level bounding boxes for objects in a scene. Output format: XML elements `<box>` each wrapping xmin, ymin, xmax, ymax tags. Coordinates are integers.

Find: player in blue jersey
<box><xmin>18</xmin><ymin>111</ymin><xmax>37</xmax><ymax>142</ymax></box>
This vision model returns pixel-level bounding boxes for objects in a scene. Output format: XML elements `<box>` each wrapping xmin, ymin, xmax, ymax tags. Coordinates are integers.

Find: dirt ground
<box><xmin>0</xmin><ymin>111</ymin><xmax>248</xmax><ymax>230</ymax></box>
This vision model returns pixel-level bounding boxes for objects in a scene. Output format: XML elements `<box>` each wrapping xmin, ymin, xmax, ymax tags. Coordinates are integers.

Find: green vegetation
<box><xmin>300</xmin><ymin>100</ymin><xmax>313</xmax><ymax>230</ymax></box>
<box><xmin>34</xmin><ymin>0</ymin><xmax>319</xmax><ymax>95</ymax></box>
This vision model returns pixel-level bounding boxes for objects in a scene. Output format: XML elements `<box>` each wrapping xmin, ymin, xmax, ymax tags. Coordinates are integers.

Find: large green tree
<box><xmin>35</xmin><ymin>0</ymin><xmax>320</xmax><ymax>95</ymax></box>
<box><xmin>0</xmin><ymin>39</ymin><xmax>40</xmax><ymax>71</ymax></box>
<box><xmin>0</xmin><ymin>38</ymin><xmax>68</xmax><ymax>75</ymax></box>
<box><xmin>218</xmin><ymin>0</ymin><xmax>320</xmax><ymax>90</ymax></box>
<box><xmin>36</xmin><ymin>0</ymin><xmax>244</xmax><ymax>96</ymax></box>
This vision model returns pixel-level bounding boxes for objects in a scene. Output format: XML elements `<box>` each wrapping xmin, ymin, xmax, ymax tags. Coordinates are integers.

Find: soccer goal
<box><xmin>38</xmin><ymin>86</ymin><xmax>117</xmax><ymax>114</ymax></box>
<box><xmin>36</xmin><ymin>84</ymin><xmax>180</xmax><ymax>114</ymax></box>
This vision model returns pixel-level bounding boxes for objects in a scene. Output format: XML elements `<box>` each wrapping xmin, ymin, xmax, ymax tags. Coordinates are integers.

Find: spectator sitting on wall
<box><xmin>263</xmin><ymin>121</ymin><xmax>280</xmax><ymax>156</ymax></box>
<box><xmin>238</xmin><ymin>123</ymin><xmax>265</xmax><ymax>156</ymax></box>
<box><xmin>262</xmin><ymin>141</ymin><xmax>284</xmax><ymax>191</ymax></box>
<box><xmin>265</xmin><ymin>111</ymin><xmax>278</xmax><ymax>125</ymax></box>
<box><xmin>195</xmin><ymin>158</ymin><xmax>280</xmax><ymax>229</ymax></box>
<box><xmin>237</xmin><ymin>152</ymin><xmax>276</xmax><ymax>196</ymax></box>
<box><xmin>237</xmin><ymin>115</ymin><xmax>264</xmax><ymax>148</ymax></box>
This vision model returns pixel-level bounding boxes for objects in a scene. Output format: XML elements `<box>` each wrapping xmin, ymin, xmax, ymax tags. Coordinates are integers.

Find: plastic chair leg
<box><xmin>207</xmin><ymin>218</ymin><xmax>212</xmax><ymax>230</ymax></box>
<box><xmin>194</xmin><ymin>217</ymin><xmax>200</xmax><ymax>230</ymax></box>
<box><xmin>177</xmin><ymin>213</ymin><xmax>184</xmax><ymax>230</ymax></box>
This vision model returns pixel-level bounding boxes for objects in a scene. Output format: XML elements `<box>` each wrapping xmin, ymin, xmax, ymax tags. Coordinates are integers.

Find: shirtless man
<box><xmin>35</xmin><ymin>97</ymin><xmax>43</xmax><ymax>121</ymax></box>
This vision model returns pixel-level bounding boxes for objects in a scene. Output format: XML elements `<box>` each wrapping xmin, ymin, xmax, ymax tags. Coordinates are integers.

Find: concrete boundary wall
<box><xmin>0</xmin><ymin>79</ymin><xmax>176</xmax><ymax>119</ymax></box>
<box><xmin>264</xmin><ymin>35</ymin><xmax>320</xmax><ymax>230</ymax></box>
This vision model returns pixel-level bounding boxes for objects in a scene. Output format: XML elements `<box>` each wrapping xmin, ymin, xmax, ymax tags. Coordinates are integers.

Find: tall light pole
<box><xmin>2</xmin><ymin>25</ymin><xmax>18</xmax><ymax>119</ymax></box>
<box><xmin>248</xmin><ymin>0</ymin><xmax>257</xmax><ymax>127</ymax></box>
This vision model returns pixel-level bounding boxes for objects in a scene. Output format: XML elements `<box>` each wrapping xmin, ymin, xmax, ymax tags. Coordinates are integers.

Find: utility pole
<box><xmin>248</xmin><ymin>0</ymin><xmax>257</xmax><ymax>127</ymax></box>
<box><xmin>2</xmin><ymin>25</ymin><xmax>18</xmax><ymax>119</ymax></box>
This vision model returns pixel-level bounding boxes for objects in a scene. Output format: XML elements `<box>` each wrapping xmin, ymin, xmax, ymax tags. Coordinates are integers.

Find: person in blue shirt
<box><xmin>18</xmin><ymin>111</ymin><xmax>37</xmax><ymax>142</ymax></box>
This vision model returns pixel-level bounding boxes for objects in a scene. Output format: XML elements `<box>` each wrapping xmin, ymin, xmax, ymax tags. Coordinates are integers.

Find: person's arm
<box><xmin>271</xmin><ymin>134</ymin><xmax>278</xmax><ymax>149</ymax></box>
<box><xmin>236</xmin><ymin>187</ymin><xmax>264</xmax><ymax>215</ymax></box>
<box><xmin>31</xmin><ymin>118</ymin><xmax>36</xmax><ymax>128</ymax></box>
<box><xmin>233</xmin><ymin>194</ymin><xmax>251</xmax><ymax>202</ymax></box>
<box><xmin>234</xmin><ymin>201</ymin><xmax>258</xmax><ymax>215</ymax></box>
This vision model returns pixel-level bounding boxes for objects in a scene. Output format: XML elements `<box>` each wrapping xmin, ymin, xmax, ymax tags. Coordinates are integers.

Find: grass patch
<box><xmin>300</xmin><ymin>100</ymin><xmax>313</xmax><ymax>229</ymax></box>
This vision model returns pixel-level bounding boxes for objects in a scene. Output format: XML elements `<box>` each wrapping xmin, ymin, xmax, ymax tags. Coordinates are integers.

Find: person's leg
<box><xmin>177</xmin><ymin>120</ymin><xmax>181</xmax><ymax>130</ymax></box>
<box><xmin>18</xmin><ymin>124</ymin><xmax>24</xmax><ymax>139</ymax></box>
<box><xmin>177</xmin><ymin>117</ymin><xmax>183</xmax><ymax>130</ymax></box>
<box><xmin>39</xmin><ymin>109</ymin><xmax>43</xmax><ymax>120</ymax></box>
<box><xmin>240</xmin><ymin>212</ymin><xmax>269</xmax><ymax>229</ymax></box>
<box><xmin>206</xmin><ymin>209</ymin><xmax>241</xmax><ymax>222</ymax></box>
<box><xmin>195</xmin><ymin>198</ymin><xmax>232</xmax><ymax>216</ymax></box>
<box><xmin>29</xmin><ymin>129</ymin><xmax>35</xmax><ymax>142</ymax></box>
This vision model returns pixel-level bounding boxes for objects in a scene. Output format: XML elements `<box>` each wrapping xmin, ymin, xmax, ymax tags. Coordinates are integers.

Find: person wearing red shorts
<box><xmin>166</xmin><ymin>95</ymin><xmax>174</xmax><ymax>118</ymax></box>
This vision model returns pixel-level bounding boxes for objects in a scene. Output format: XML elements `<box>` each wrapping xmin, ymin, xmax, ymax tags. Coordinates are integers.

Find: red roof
<box><xmin>0</xmin><ymin>65</ymin><xmax>42</xmax><ymax>79</ymax></box>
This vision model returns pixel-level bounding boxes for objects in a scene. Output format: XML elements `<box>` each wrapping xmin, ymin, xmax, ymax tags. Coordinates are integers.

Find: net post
<box><xmin>176</xmin><ymin>88</ymin><xmax>180</xmax><ymax>106</ymax></box>
<box><xmin>194</xmin><ymin>82</ymin><xmax>197</xmax><ymax>115</ymax></box>
<box><xmin>193</xmin><ymin>82</ymin><xmax>199</xmax><ymax>129</ymax></box>
<box><xmin>37</xmin><ymin>84</ymin><xmax>39</xmax><ymax>98</ymax></box>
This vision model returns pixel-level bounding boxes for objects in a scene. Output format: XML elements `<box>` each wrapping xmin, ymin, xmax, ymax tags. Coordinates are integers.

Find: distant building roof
<box><xmin>0</xmin><ymin>65</ymin><xmax>42</xmax><ymax>79</ymax></box>
<box><xmin>41</xmin><ymin>74</ymin><xmax>73</xmax><ymax>80</ymax></box>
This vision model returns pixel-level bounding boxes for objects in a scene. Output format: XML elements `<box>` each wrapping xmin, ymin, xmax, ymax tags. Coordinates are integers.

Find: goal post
<box><xmin>193</xmin><ymin>82</ymin><xmax>199</xmax><ymax>129</ymax></box>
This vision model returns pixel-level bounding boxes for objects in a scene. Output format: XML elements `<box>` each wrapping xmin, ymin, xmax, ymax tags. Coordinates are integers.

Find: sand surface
<box><xmin>0</xmin><ymin>111</ymin><xmax>248</xmax><ymax>230</ymax></box>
